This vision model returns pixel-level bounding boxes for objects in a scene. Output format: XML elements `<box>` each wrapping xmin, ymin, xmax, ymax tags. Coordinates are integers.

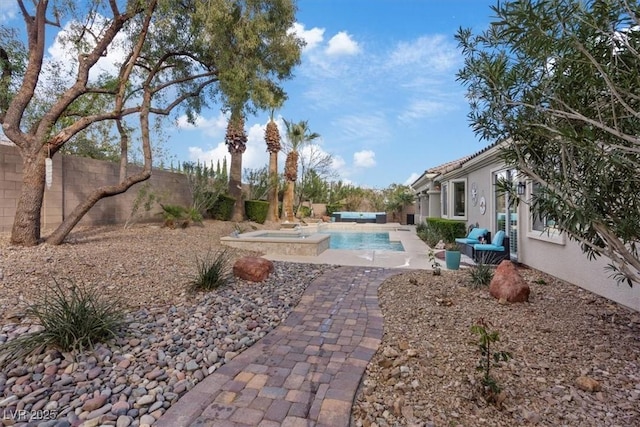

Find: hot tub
<box><xmin>331</xmin><ymin>211</ymin><xmax>387</xmax><ymax>224</ymax></box>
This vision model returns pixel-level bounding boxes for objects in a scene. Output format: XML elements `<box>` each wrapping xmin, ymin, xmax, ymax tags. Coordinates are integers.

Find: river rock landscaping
<box><xmin>1</xmin><ymin>221</ymin><xmax>639</xmax><ymax>427</ymax></box>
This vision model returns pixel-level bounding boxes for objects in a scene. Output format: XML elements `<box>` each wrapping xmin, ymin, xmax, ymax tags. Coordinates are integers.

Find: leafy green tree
<box><xmin>457</xmin><ymin>0</ymin><xmax>640</xmax><ymax>285</ymax></box>
<box><xmin>1</xmin><ymin>0</ymin><xmax>301</xmax><ymax>246</ymax></box>
<box><xmin>384</xmin><ymin>184</ymin><xmax>415</xmax><ymax>222</ymax></box>
<box><xmin>300</xmin><ymin>169</ymin><xmax>330</xmax><ymax>204</ymax></box>
<box><xmin>243</xmin><ymin>166</ymin><xmax>271</xmax><ymax>201</ymax></box>
<box><xmin>296</xmin><ymin>143</ymin><xmax>336</xmax><ymax>210</ymax></box>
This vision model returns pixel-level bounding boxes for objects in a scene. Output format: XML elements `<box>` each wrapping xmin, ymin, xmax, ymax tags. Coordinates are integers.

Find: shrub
<box><xmin>325</xmin><ymin>203</ymin><xmax>343</xmax><ymax>215</ymax></box>
<box><xmin>425</xmin><ymin>218</ymin><xmax>466</xmax><ymax>243</ymax></box>
<box><xmin>208</xmin><ymin>194</ymin><xmax>235</xmax><ymax>221</ymax></box>
<box><xmin>0</xmin><ymin>280</ymin><xmax>125</xmax><ymax>368</ymax></box>
<box><xmin>296</xmin><ymin>205</ymin><xmax>311</xmax><ymax>218</ymax></box>
<box><xmin>468</xmin><ymin>254</ymin><xmax>495</xmax><ymax>288</ymax></box>
<box><xmin>160</xmin><ymin>204</ymin><xmax>202</xmax><ymax>228</ymax></box>
<box><xmin>245</xmin><ymin>200</ymin><xmax>269</xmax><ymax>224</ymax></box>
<box><xmin>190</xmin><ymin>249</ymin><xmax>232</xmax><ymax>292</ymax></box>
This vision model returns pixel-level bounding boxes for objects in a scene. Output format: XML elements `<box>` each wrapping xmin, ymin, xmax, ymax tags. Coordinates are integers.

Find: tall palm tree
<box><xmin>282</xmin><ymin>119</ymin><xmax>320</xmax><ymax>222</ymax></box>
<box><xmin>264</xmin><ymin>110</ymin><xmax>281</xmax><ymax>222</ymax></box>
<box><xmin>225</xmin><ymin>108</ymin><xmax>247</xmax><ymax>222</ymax></box>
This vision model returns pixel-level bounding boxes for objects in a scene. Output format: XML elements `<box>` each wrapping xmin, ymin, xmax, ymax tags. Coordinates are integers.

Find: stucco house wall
<box><xmin>412</xmin><ymin>143</ymin><xmax>640</xmax><ymax>312</ymax></box>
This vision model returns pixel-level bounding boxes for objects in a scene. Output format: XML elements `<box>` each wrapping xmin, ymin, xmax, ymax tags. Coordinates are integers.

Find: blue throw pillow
<box><xmin>468</xmin><ymin>228</ymin><xmax>487</xmax><ymax>240</ymax></box>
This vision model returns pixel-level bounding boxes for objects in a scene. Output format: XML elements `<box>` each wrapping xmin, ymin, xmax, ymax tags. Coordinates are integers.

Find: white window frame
<box><xmin>441</xmin><ymin>182</ymin><xmax>448</xmax><ymax>217</ymax></box>
<box><xmin>450</xmin><ymin>178</ymin><xmax>467</xmax><ymax>220</ymax></box>
<box><xmin>526</xmin><ymin>181</ymin><xmax>565</xmax><ymax>245</ymax></box>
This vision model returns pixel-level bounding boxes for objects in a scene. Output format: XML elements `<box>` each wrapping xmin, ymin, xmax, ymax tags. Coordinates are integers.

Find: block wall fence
<box><xmin>0</xmin><ymin>144</ymin><xmax>191</xmax><ymax>233</ymax></box>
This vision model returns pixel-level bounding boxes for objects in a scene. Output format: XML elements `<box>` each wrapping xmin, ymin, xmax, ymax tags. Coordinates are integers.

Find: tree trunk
<box><xmin>10</xmin><ymin>150</ymin><xmax>47</xmax><ymax>246</ymax></box>
<box><xmin>266</xmin><ymin>152</ymin><xmax>279</xmax><ymax>222</ymax></box>
<box><xmin>229</xmin><ymin>151</ymin><xmax>244</xmax><ymax>222</ymax></box>
<box><xmin>282</xmin><ymin>180</ymin><xmax>295</xmax><ymax>222</ymax></box>
<box><xmin>46</xmin><ymin>170</ymin><xmax>152</xmax><ymax>245</ymax></box>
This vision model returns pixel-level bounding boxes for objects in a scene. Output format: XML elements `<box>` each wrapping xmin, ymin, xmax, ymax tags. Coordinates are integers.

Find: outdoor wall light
<box><xmin>517</xmin><ymin>181</ymin><xmax>526</xmax><ymax>196</ymax></box>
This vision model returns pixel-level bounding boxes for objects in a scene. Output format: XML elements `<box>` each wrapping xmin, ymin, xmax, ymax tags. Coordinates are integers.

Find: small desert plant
<box><xmin>428</xmin><ymin>249</ymin><xmax>441</xmax><ymax>275</ymax></box>
<box><xmin>0</xmin><ymin>280</ymin><xmax>125</xmax><ymax>368</ymax></box>
<box><xmin>160</xmin><ymin>204</ymin><xmax>202</xmax><ymax>228</ymax></box>
<box><xmin>468</xmin><ymin>254</ymin><xmax>494</xmax><ymax>288</ymax></box>
<box><xmin>190</xmin><ymin>249</ymin><xmax>232</xmax><ymax>292</ymax></box>
<box><xmin>125</xmin><ymin>182</ymin><xmax>165</xmax><ymax>229</ymax></box>
<box><xmin>471</xmin><ymin>318</ymin><xmax>511</xmax><ymax>403</ymax></box>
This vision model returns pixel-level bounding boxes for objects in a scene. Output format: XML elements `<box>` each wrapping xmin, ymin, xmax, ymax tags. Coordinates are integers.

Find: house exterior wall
<box><xmin>0</xmin><ymin>144</ymin><xmax>191</xmax><ymax>233</ymax></box>
<box><xmin>415</xmin><ymin>144</ymin><xmax>640</xmax><ymax>312</ymax></box>
<box><xmin>518</xmin><ymin>193</ymin><xmax>640</xmax><ymax>312</ymax></box>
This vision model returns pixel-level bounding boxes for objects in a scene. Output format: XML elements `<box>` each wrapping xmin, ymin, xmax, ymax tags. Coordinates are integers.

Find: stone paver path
<box><xmin>156</xmin><ymin>266</ymin><xmax>397</xmax><ymax>427</ymax></box>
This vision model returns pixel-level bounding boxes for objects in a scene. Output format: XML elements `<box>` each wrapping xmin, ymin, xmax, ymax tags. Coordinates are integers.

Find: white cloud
<box><xmin>404</xmin><ymin>172</ymin><xmax>420</xmax><ymax>186</ymax></box>
<box><xmin>176</xmin><ymin>112</ymin><xmax>228</xmax><ymax>137</ymax></box>
<box><xmin>388</xmin><ymin>35</ymin><xmax>458</xmax><ymax>72</ymax></box>
<box><xmin>354</xmin><ymin>150</ymin><xmax>376</xmax><ymax>168</ymax></box>
<box><xmin>290</xmin><ymin>23</ymin><xmax>325</xmax><ymax>52</ymax></box>
<box><xmin>332</xmin><ymin>155</ymin><xmax>346</xmax><ymax>171</ymax></box>
<box><xmin>46</xmin><ymin>16</ymin><xmax>129</xmax><ymax>83</ymax></box>
<box><xmin>0</xmin><ymin>2</ymin><xmax>18</xmax><ymax>23</ymax></box>
<box><xmin>398</xmin><ymin>99</ymin><xmax>452</xmax><ymax>122</ymax></box>
<box><xmin>325</xmin><ymin>31</ymin><xmax>360</xmax><ymax>56</ymax></box>
<box><xmin>187</xmin><ymin>121</ymin><xmax>271</xmax><ymax>172</ymax></box>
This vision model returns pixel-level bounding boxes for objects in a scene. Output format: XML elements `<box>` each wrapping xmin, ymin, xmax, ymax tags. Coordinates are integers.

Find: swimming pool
<box><xmin>319</xmin><ymin>231</ymin><xmax>404</xmax><ymax>251</ymax></box>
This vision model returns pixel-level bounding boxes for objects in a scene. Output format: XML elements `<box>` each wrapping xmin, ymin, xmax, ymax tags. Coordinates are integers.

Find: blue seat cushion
<box><xmin>468</xmin><ymin>228</ymin><xmax>488</xmax><ymax>240</ymax></box>
<box><xmin>455</xmin><ymin>228</ymin><xmax>488</xmax><ymax>245</ymax></box>
<box><xmin>492</xmin><ymin>230</ymin><xmax>505</xmax><ymax>246</ymax></box>
<box><xmin>473</xmin><ymin>243</ymin><xmax>505</xmax><ymax>252</ymax></box>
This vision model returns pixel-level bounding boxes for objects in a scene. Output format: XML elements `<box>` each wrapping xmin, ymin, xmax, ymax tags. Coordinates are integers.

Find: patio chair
<box><xmin>455</xmin><ymin>227</ymin><xmax>490</xmax><ymax>258</ymax></box>
<box><xmin>472</xmin><ymin>230</ymin><xmax>510</xmax><ymax>263</ymax></box>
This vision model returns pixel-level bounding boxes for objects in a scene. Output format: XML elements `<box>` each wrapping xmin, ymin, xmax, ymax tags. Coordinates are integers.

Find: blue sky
<box><xmin>1</xmin><ymin>0</ymin><xmax>499</xmax><ymax>189</ymax></box>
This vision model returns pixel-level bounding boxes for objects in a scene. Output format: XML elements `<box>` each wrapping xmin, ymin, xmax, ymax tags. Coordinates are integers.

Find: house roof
<box><xmin>411</xmin><ymin>140</ymin><xmax>503</xmax><ymax>188</ymax></box>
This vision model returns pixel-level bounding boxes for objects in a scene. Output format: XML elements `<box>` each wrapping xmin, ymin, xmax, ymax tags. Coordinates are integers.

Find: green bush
<box><xmin>0</xmin><ymin>280</ymin><xmax>125</xmax><ymax>368</ymax></box>
<box><xmin>425</xmin><ymin>218</ymin><xmax>466</xmax><ymax>243</ymax></box>
<box><xmin>161</xmin><ymin>204</ymin><xmax>202</xmax><ymax>228</ymax></box>
<box><xmin>245</xmin><ymin>200</ymin><xmax>269</xmax><ymax>224</ymax></box>
<box><xmin>296</xmin><ymin>205</ymin><xmax>311</xmax><ymax>218</ymax></box>
<box><xmin>325</xmin><ymin>203</ymin><xmax>343</xmax><ymax>215</ymax></box>
<box><xmin>208</xmin><ymin>194</ymin><xmax>235</xmax><ymax>221</ymax></box>
<box><xmin>190</xmin><ymin>249</ymin><xmax>232</xmax><ymax>292</ymax></box>
<box><xmin>416</xmin><ymin>221</ymin><xmax>440</xmax><ymax>247</ymax></box>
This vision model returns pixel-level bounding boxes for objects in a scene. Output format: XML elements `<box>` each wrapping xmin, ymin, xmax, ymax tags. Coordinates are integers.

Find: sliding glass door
<box><xmin>493</xmin><ymin>169</ymin><xmax>518</xmax><ymax>260</ymax></box>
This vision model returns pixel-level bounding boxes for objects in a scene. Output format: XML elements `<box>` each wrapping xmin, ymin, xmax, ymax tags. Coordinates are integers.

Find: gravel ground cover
<box><xmin>0</xmin><ymin>221</ymin><xmax>335</xmax><ymax>427</ymax></box>
<box><xmin>0</xmin><ymin>221</ymin><xmax>639</xmax><ymax>427</ymax></box>
<box><xmin>352</xmin><ymin>268</ymin><xmax>640</xmax><ymax>427</ymax></box>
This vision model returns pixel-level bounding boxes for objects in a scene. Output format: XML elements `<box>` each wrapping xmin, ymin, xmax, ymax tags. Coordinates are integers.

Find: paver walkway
<box><xmin>156</xmin><ymin>266</ymin><xmax>397</xmax><ymax>427</ymax></box>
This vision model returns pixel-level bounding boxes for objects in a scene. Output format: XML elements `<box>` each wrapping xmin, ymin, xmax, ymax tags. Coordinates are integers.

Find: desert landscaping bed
<box><xmin>0</xmin><ymin>221</ymin><xmax>639</xmax><ymax>427</ymax></box>
<box><xmin>352</xmin><ymin>268</ymin><xmax>640</xmax><ymax>427</ymax></box>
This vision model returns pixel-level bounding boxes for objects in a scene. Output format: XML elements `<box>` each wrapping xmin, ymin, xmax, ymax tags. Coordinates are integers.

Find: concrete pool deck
<box><xmin>229</xmin><ymin>223</ymin><xmax>473</xmax><ymax>270</ymax></box>
<box><xmin>262</xmin><ymin>224</ymin><xmax>431</xmax><ymax>269</ymax></box>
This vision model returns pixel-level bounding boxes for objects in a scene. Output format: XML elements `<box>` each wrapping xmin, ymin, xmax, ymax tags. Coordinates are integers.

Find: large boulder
<box><xmin>233</xmin><ymin>257</ymin><xmax>274</xmax><ymax>282</ymax></box>
<box><xmin>489</xmin><ymin>260</ymin><xmax>530</xmax><ymax>303</ymax></box>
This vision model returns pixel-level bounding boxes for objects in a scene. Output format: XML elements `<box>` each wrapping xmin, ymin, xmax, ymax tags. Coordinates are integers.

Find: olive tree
<box><xmin>457</xmin><ymin>0</ymin><xmax>640</xmax><ymax>285</ymax></box>
<box><xmin>0</xmin><ymin>0</ymin><xmax>301</xmax><ymax>246</ymax></box>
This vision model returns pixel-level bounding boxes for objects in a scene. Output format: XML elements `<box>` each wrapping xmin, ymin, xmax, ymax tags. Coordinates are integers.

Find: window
<box><xmin>441</xmin><ymin>183</ymin><xmax>448</xmax><ymax>216</ymax></box>
<box><xmin>528</xmin><ymin>182</ymin><xmax>563</xmax><ymax>243</ymax></box>
<box><xmin>452</xmin><ymin>181</ymin><xmax>466</xmax><ymax>217</ymax></box>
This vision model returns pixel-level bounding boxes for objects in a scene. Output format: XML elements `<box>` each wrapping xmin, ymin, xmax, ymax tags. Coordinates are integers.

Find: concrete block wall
<box><xmin>0</xmin><ymin>144</ymin><xmax>191</xmax><ymax>233</ymax></box>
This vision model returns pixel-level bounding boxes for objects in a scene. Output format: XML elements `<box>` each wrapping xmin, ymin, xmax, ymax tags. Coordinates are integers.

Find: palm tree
<box><xmin>225</xmin><ymin>108</ymin><xmax>247</xmax><ymax>222</ymax></box>
<box><xmin>281</xmin><ymin>119</ymin><xmax>320</xmax><ymax>222</ymax></box>
<box><xmin>264</xmin><ymin>110</ymin><xmax>281</xmax><ymax>222</ymax></box>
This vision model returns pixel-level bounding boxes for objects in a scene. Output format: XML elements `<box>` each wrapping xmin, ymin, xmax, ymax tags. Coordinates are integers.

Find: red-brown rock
<box><xmin>233</xmin><ymin>257</ymin><xmax>274</xmax><ymax>282</ymax></box>
<box><xmin>489</xmin><ymin>260</ymin><xmax>530</xmax><ymax>303</ymax></box>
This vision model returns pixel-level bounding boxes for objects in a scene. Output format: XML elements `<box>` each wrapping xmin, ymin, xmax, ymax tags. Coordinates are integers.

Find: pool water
<box><xmin>320</xmin><ymin>231</ymin><xmax>404</xmax><ymax>251</ymax></box>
